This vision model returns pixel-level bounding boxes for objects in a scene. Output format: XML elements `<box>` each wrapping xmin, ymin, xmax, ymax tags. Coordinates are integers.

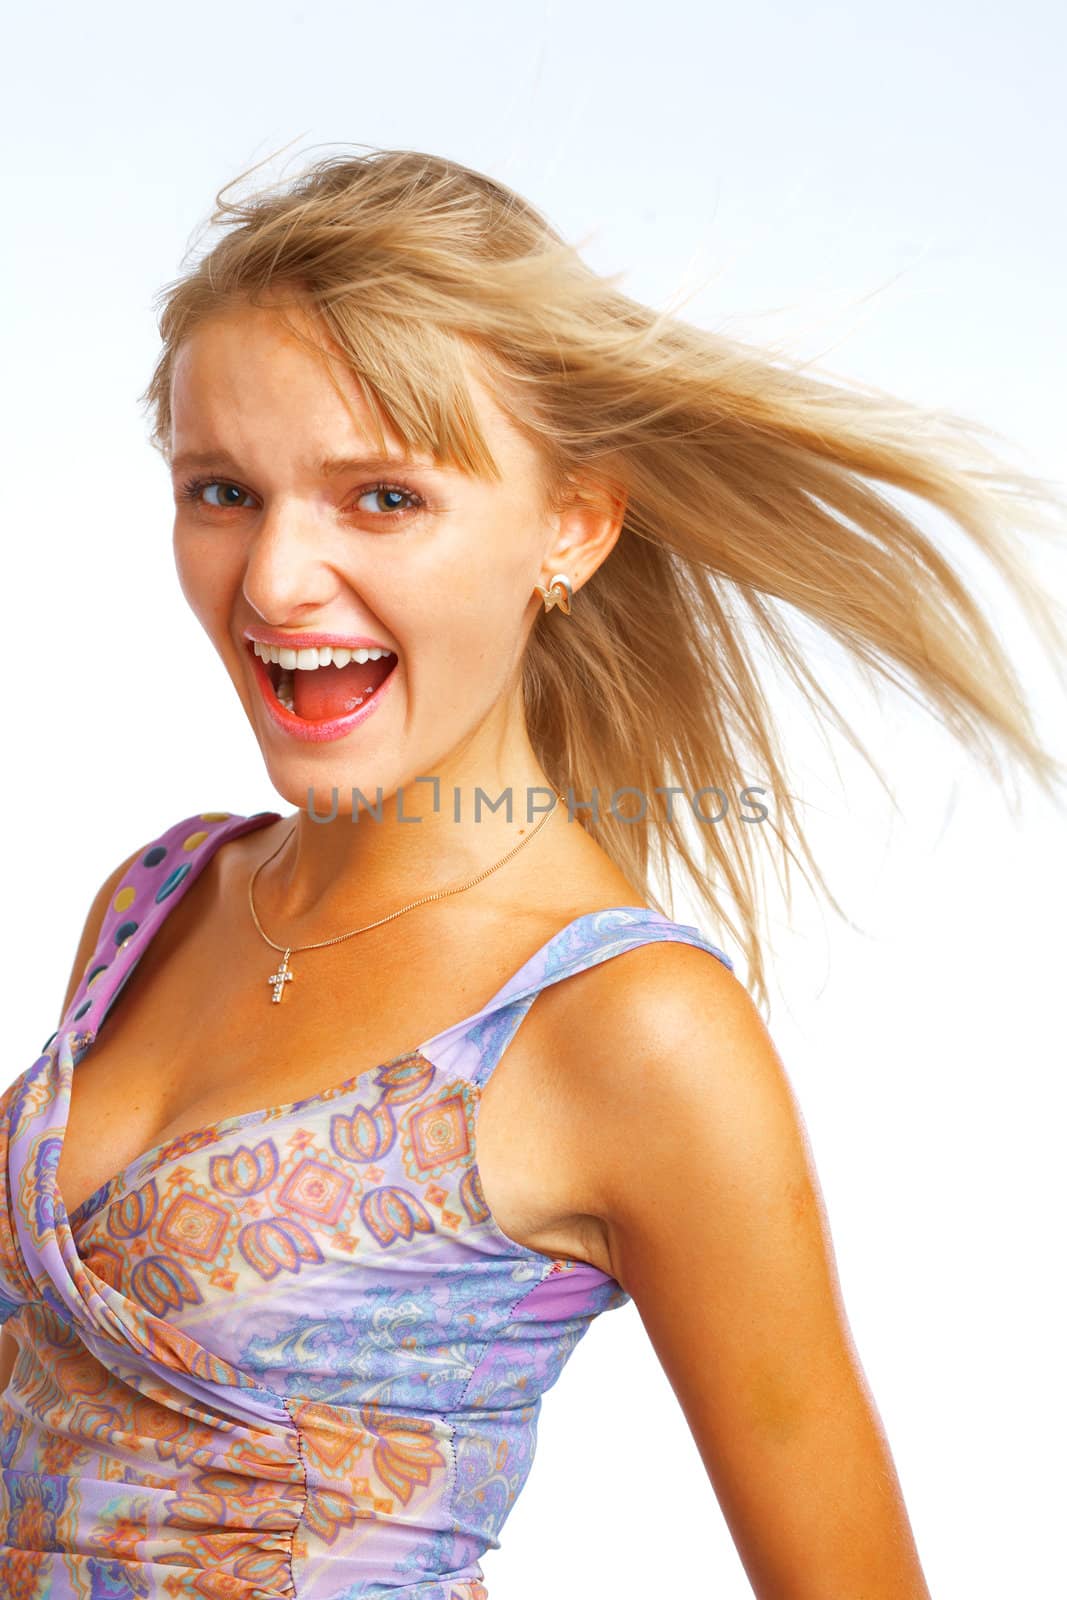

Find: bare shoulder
<box><xmin>541</xmin><ymin>937</ymin><xmax>933</xmax><ymax>1597</ymax></box>
<box><xmin>546</xmin><ymin>935</ymin><xmax>776</xmax><ymax>1190</ymax></box>
<box><xmin>556</xmin><ymin>932</ymin><xmax>815</xmax><ymax>1279</ymax></box>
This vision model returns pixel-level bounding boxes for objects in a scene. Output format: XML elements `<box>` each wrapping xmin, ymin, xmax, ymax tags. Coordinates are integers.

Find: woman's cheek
<box><xmin>173</xmin><ymin>539</ymin><xmax>235</xmax><ymax>639</ymax></box>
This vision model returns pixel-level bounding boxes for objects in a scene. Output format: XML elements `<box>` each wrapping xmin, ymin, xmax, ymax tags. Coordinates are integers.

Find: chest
<box><xmin>51</xmin><ymin>901</ymin><xmax>607</xmax><ymax>1272</ymax></box>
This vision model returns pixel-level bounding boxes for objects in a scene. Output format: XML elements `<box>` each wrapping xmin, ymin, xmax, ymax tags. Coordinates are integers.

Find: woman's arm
<box><xmin>0</xmin><ymin>1327</ymin><xmax>15</xmax><ymax>1393</ymax></box>
<box><xmin>0</xmin><ymin>841</ymin><xmax>144</xmax><ymax>1396</ymax></box>
<box><xmin>566</xmin><ymin>943</ymin><xmax>932</xmax><ymax>1600</ymax></box>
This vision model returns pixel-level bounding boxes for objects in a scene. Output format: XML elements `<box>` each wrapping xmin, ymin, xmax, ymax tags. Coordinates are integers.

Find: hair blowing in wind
<box><xmin>142</xmin><ymin>144</ymin><xmax>1067</xmax><ymax>1011</ymax></box>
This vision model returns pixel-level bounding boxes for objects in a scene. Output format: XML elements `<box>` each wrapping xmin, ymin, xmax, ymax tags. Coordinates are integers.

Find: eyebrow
<box><xmin>169</xmin><ymin>450</ymin><xmax>437</xmax><ymax>478</ymax></box>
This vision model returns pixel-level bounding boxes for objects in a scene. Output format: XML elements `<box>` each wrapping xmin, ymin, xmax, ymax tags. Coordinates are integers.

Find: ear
<box><xmin>539</xmin><ymin>465</ymin><xmax>628</xmax><ymax>597</ymax></box>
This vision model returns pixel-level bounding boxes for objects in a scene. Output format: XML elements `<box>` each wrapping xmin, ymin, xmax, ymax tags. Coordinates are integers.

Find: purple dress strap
<box><xmin>420</xmin><ymin>905</ymin><xmax>735</xmax><ymax>1087</ymax></box>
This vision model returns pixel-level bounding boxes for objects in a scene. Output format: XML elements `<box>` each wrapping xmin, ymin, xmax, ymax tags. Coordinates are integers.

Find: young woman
<box><xmin>1</xmin><ymin>147</ymin><xmax>1061</xmax><ymax>1599</ymax></box>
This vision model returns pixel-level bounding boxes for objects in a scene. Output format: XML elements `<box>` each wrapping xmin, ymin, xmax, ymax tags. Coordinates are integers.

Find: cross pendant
<box><xmin>267</xmin><ymin>948</ymin><xmax>294</xmax><ymax>1004</ymax></box>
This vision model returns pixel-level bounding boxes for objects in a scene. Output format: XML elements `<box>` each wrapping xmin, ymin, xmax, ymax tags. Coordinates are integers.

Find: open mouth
<box><xmin>248</xmin><ymin>641</ymin><xmax>398</xmax><ymax>727</ymax></box>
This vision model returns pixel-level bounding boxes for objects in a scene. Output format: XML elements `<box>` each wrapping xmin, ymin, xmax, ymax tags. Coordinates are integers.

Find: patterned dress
<box><xmin>0</xmin><ymin>809</ymin><xmax>734</xmax><ymax>1598</ymax></box>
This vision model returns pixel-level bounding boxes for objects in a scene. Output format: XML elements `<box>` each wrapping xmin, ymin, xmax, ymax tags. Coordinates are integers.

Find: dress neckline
<box><xmin>55</xmin><ymin>809</ymin><xmax>666</xmax><ymax>1235</ymax></box>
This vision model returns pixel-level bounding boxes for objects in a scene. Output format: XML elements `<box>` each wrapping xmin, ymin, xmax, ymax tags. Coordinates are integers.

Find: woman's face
<box><xmin>168</xmin><ymin>300</ymin><xmax>603</xmax><ymax>811</ymax></box>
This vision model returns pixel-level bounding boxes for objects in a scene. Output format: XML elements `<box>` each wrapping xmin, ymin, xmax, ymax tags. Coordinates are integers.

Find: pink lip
<box><xmin>246</xmin><ymin>639</ymin><xmax>398</xmax><ymax>745</ymax></box>
<box><xmin>244</xmin><ymin>628</ymin><xmax>396</xmax><ymax>651</ymax></box>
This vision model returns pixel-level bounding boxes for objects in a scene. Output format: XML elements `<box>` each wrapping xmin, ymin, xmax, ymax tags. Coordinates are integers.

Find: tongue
<box><xmin>292</xmin><ymin>656</ymin><xmax>393</xmax><ymax>722</ymax></box>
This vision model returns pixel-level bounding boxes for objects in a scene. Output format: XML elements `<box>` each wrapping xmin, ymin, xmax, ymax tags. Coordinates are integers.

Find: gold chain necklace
<box><xmin>248</xmin><ymin>788</ymin><xmax>564</xmax><ymax>1004</ymax></box>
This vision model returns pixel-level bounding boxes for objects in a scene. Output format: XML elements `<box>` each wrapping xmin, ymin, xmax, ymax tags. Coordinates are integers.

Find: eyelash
<box><xmin>176</xmin><ymin>476</ymin><xmax>426</xmax><ymax>520</ymax></box>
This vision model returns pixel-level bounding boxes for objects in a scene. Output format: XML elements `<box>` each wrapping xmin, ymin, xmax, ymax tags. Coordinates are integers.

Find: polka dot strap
<box><xmin>55</xmin><ymin>810</ymin><xmax>281</xmax><ymax>1051</ymax></box>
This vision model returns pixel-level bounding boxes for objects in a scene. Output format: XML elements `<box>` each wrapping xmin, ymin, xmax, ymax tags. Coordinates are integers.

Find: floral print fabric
<box><xmin>0</xmin><ymin>809</ymin><xmax>734</xmax><ymax>1597</ymax></box>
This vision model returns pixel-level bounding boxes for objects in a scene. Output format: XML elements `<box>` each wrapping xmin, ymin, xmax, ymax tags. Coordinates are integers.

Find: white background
<box><xmin>2</xmin><ymin>3</ymin><xmax>1065</xmax><ymax>1596</ymax></box>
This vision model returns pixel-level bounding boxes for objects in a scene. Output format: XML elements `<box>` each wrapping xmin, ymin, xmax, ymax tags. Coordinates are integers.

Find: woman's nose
<box><xmin>241</xmin><ymin>499</ymin><xmax>345</xmax><ymax>619</ymax></box>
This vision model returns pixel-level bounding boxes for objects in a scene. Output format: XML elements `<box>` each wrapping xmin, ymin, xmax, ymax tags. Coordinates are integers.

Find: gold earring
<box><xmin>534</xmin><ymin>572</ymin><xmax>573</xmax><ymax>615</ymax></box>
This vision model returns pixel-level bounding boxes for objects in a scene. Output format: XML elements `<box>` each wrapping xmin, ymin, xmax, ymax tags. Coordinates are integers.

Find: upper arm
<box><xmin>58</xmin><ymin>843</ymin><xmax>144</xmax><ymax>1024</ymax></box>
<box><xmin>570</xmin><ymin>943</ymin><xmax>932</xmax><ymax>1600</ymax></box>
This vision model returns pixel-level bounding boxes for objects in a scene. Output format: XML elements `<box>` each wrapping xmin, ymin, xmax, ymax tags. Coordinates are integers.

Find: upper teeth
<box><xmin>251</xmin><ymin>642</ymin><xmax>394</xmax><ymax>670</ymax></box>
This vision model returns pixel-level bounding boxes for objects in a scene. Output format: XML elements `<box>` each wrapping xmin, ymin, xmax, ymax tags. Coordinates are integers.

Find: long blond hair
<box><xmin>142</xmin><ymin>146</ymin><xmax>1067</xmax><ymax>1010</ymax></box>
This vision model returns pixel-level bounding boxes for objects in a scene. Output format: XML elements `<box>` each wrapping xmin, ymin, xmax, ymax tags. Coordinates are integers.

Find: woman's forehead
<box><xmin>168</xmin><ymin>302</ymin><xmax>534</xmax><ymax>484</ymax></box>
